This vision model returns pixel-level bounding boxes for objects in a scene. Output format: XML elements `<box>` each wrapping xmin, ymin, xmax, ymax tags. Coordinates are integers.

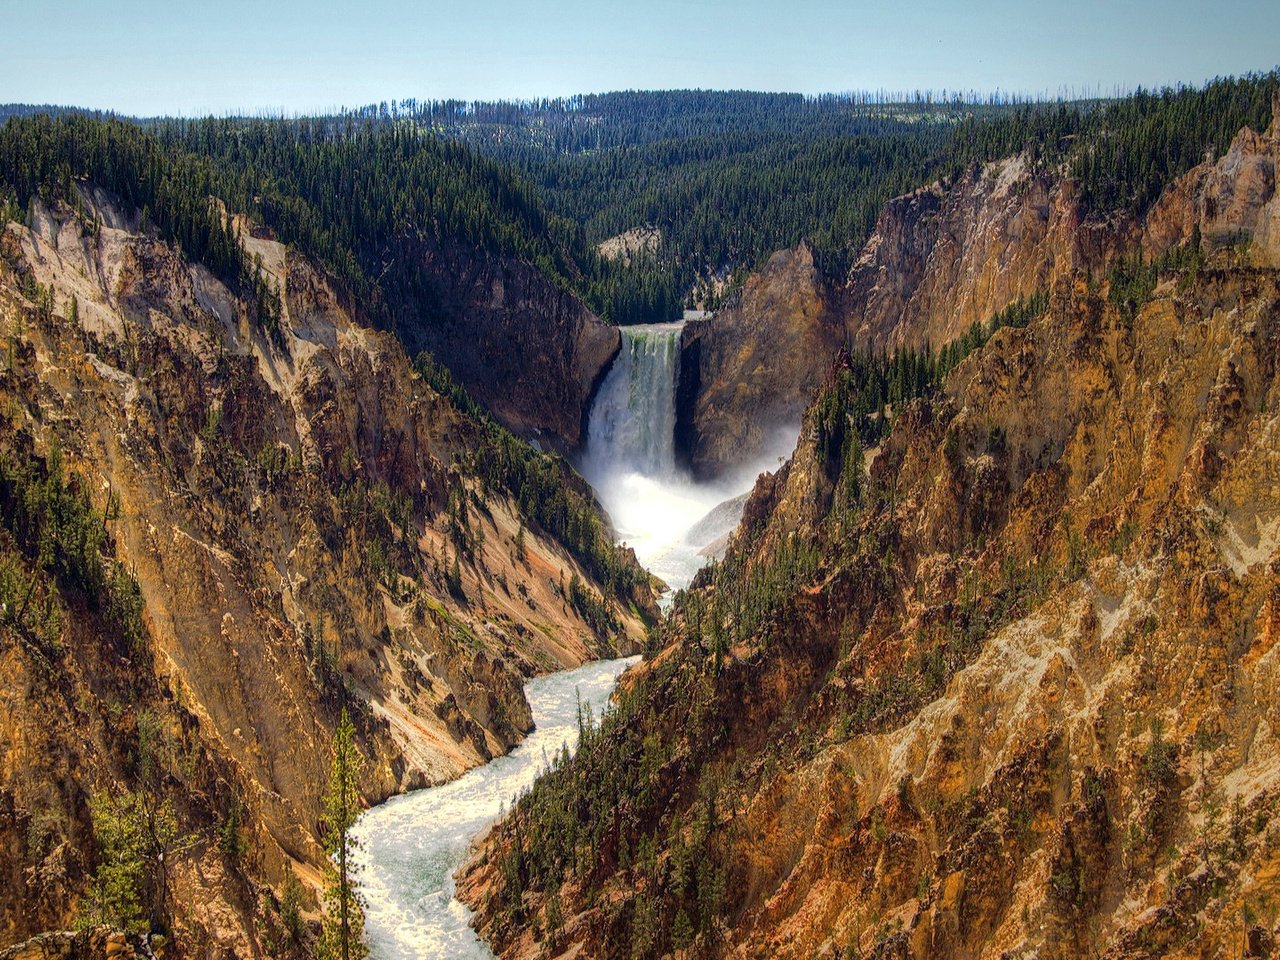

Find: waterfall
<box><xmin>578</xmin><ymin>317</ymin><xmax>790</xmax><ymax>595</ymax></box>
<box><xmin>581</xmin><ymin>321</ymin><xmax>684</xmax><ymax>479</ymax></box>
<box><xmin>579</xmin><ymin>319</ymin><xmax>735</xmax><ymax>594</ymax></box>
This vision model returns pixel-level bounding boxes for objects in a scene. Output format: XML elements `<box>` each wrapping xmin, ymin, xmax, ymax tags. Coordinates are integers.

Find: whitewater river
<box><xmin>351</xmin><ymin>656</ymin><xmax>638</xmax><ymax>959</ymax></box>
<box><xmin>352</xmin><ymin>320</ymin><xmax>788</xmax><ymax>959</ymax></box>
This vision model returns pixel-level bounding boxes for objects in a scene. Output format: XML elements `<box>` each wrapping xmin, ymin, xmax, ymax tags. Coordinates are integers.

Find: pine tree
<box><xmin>319</xmin><ymin>708</ymin><xmax>368</xmax><ymax>960</ymax></box>
<box><xmin>83</xmin><ymin>792</ymin><xmax>149</xmax><ymax>934</ymax></box>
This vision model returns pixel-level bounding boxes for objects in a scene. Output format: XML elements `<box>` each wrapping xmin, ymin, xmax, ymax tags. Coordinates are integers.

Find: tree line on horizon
<box><xmin>1</xmin><ymin>72</ymin><xmax>1274</xmax><ymax>336</ymax></box>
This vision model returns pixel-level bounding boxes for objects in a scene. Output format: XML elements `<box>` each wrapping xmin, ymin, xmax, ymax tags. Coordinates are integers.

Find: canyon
<box><xmin>0</xmin><ymin>187</ymin><xmax>653</xmax><ymax>955</ymax></box>
<box><xmin>457</xmin><ymin>95</ymin><xmax>1280</xmax><ymax>960</ymax></box>
<box><xmin>0</xmin><ymin>79</ymin><xmax>1277</xmax><ymax>960</ymax></box>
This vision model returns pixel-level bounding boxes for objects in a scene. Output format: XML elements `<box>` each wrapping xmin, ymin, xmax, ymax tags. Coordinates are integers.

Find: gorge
<box><xmin>353</xmin><ymin>316</ymin><xmax>791</xmax><ymax>960</ymax></box>
<box><xmin>0</xmin><ymin>72</ymin><xmax>1278</xmax><ymax>960</ymax></box>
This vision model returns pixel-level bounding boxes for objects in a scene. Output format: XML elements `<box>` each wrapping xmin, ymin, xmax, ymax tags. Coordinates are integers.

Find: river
<box><xmin>352</xmin><ymin>320</ymin><xmax>786</xmax><ymax>958</ymax></box>
<box><xmin>351</xmin><ymin>655</ymin><xmax>638</xmax><ymax>959</ymax></box>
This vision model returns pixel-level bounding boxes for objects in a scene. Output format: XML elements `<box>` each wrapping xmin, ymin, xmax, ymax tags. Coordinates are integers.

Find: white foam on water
<box><xmin>354</xmin><ymin>320</ymin><xmax>799</xmax><ymax>958</ymax></box>
<box><xmin>352</xmin><ymin>657</ymin><xmax>637</xmax><ymax>960</ymax></box>
<box><xmin>579</xmin><ymin>321</ymin><xmax>787</xmax><ymax>595</ymax></box>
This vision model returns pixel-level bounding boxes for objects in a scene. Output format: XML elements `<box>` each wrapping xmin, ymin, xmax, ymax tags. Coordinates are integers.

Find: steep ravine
<box><xmin>0</xmin><ymin>187</ymin><xmax>654</xmax><ymax>956</ymax></box>
<box><xmin>458</xmin><ymin>129</ymin><xmax>1280</xmax><ymax>959</ymax></box>
<box><xmin>354</xmin><ymin>317</ymin><xmax>761</xmax><ymax>960</ymax></box>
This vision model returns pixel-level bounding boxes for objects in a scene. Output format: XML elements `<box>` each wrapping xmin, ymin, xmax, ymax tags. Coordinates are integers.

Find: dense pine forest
<box><xmin>393</xmin><ymin>77</ymin><xmax>1278</xmax><ymax>307</ymax></box>
<box><xmin>1</xmin><ymin>74</ymin><xmax>1275</xmax><ymax>334</ymax></box>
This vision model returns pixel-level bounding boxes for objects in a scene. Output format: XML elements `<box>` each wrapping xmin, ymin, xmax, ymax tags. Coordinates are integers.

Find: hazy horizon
<box><xmin>5</xmin><ymin>0</ymin><xmax>1278</xmax><ymax>117</ymax></box>
<box><xmin>8</xmin><ymin>77</ymin><xmax>1276</xmax><ymax>122</ymax></box>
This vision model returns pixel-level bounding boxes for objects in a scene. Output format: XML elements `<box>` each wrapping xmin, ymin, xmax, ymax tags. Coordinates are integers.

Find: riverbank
<box><xmin>351</xmin><ymin>656</ymin><xmax>639</xmax><ymax>960</ymax></box>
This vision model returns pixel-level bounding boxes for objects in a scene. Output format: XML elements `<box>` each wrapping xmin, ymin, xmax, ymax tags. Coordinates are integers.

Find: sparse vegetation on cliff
<box><xmin>416</xmin><ymin>351</ymin><xmax>649</xmax><ymax>609</ymax></box>
<box><xmin>0</xmin><ymin>444</ymin><xmax>144</xmax><ymax>657</ymax></box>
<box><xmin>319</xmin><ymin>709</ymin><xmax>368</xmax><ymax>960</ymax></box>
<box><xmin>460</xmin><ymin>88</ymin><xmax>1280</xmax><ymax>958</ymax></box>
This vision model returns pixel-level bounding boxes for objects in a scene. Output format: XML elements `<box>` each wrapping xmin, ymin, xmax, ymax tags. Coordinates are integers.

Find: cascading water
<box><xmin>582</xmin><ymin>322</ymin><xmax>683</xmax><ymax>477</ymax></box>
<box><xmin>353</xmin><ymin>319</ymin><xmax>797</xmax><ymax>960</ymax></box>
<box><xmin>578</xmin><ymin>321</ymin><xmax>757</xmax><ymax>594</ymax></box>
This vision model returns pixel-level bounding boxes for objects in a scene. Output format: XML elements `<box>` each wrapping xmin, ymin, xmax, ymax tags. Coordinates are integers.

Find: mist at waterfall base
<box><xmin>578</xmin><ymin>321</ymin><xmax>796</xmax><ymax>594</ymax></box>
<box><xmin>352</xmin><ymin>323</ymin><xmax>797</xmax><ymax>960</ymax></box>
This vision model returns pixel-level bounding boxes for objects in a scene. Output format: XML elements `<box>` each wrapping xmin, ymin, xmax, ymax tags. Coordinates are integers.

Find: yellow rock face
<box><xmin>464</xmin><ymin>127</ymin><xmax>1280</xmax><ymax>959</ymax></box>
<box><xmin>0</xmin><ymin>192</ymin><xmax>650</xmax><ymax>953</ymax></box>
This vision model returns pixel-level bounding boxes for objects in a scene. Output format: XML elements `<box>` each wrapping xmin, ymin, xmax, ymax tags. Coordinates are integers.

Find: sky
<box><xmin>4</xmin><ymin>0</ymin><xmax>1278</xmax><ymax>115</ymax></box>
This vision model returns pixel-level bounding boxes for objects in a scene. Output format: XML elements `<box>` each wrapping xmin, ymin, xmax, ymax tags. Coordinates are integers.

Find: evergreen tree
<box><xmin>83</xmin><ymin>792</ymin><xmax>150</xmax><ymax>934</ymax></box>
<box><xmin>319</xmin><ymin>709</ymin><xmax>368</xmax><ymax>960</ymax></box>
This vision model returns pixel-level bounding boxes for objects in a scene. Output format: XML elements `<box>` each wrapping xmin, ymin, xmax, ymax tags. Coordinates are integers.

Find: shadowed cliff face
<box><xmin>0</xmin><ymin>190</ymin><xmax>652</xmax><ymax>955</ymax></box>
<box><xmin>390</xmin><ymin>233</ymin><xmax>620</xmax><ymax>452</ymax></box>
<box><xmin>678</xmin><ymin>244</ymin><xmax>842</xmax><ymax>480</ymax></box>
<box><xmin>681</xmin><ymin>112</ymin><xmax>1280</xmax><ymax>481</ymax></box>
<box><xmin>463</xmin><ymin>257</ymin><xmax>1280</xmax><ymax>960</ymax></box>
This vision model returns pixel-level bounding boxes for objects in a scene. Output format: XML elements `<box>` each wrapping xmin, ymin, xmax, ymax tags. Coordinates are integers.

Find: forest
<box><xmin>1</xmin><ymin>74</ymin><xmax>1274</xmax><ymax>335</ymax></box>
<box><xmin>397</xmin><ymin>76</ymin><xmax>1277</xmax><ymax>306</ymax></box>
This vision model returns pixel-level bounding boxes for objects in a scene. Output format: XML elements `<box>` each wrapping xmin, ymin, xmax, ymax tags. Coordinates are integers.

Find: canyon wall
<box><xmin>678</xmin><ymin>244</ymin><xmax>843</xmax><ymax>479</ymax></box>
<box><xmin>392</xmin><ymin>234</ymin><xmax>620</xmax><ymax>452</ymax></box>
<box><xmin>0</xmin><ymin>189</ymin><xmax>651</xmax><ymax>954</ymax></box>
<box><xmin>462</xmin><ymin>120</ymin><xmax>1280</xmax><ymax>959</ymax></box>
<box><xmin>681</xmin><ymin>109</ymin><xmax>1279</xmax><ymax>479</ymax></box>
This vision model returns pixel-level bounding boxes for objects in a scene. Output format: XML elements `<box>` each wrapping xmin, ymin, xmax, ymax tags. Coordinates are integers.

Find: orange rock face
<box><xmin>463</xmin><ymin>132</ymin><xmax>1280</xmax><ymax>959</ymax></box>
<box><xmin>680</xmin><ymin>244</ymin><xmax>844</xmax><ymax>478</ymax></box>
<box><xmin>0</xmin><ymin>190</ymin><xmax>651</xmax><ymax>954</ymax></box>
<box><xmin>683</xmin><ymin>113</ymin><xmax>1280</xmax><ymax>481</ymax></box>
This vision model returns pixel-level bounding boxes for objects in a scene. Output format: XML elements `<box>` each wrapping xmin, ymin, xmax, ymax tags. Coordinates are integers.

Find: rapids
<box><xmin>353</xmin><ymin>318</ymin><xmax>793</xmax><ymax>959</ymax></box>
<box><xmin>351</xmin><ymin>657</ymin><xmax>637</xmax><ymax>959</ymax></box>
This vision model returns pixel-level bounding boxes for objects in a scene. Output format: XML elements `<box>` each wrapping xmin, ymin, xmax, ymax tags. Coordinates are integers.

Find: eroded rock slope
<box><xmin>0</xmin><ymin>188</ymin><xmax>652</xmax><ymax>954</ymax></box>
<box><xmin>683</xmin><ymin>103</ymin><xmax>1280</xmax><ymax>476</ymax></box>
<box><xmin>462</xmin><ymin>141</ymin><xmax>1280</xmax><ymax>960</ymax></box>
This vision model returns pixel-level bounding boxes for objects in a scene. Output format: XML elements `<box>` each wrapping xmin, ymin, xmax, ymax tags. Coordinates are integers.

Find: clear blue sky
<box><xmin>5</xmin><ymin>0</ymin><xmax>1277</xmax><ymax>115</ymax></box>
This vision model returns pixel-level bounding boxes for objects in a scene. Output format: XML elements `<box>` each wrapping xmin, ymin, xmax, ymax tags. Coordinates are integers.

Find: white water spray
<box><xmin>579</xmin><ymin>321</ymin><xmax>778</xmax><ymax>593</ymax></box>
<box><xmin>353</xmin><ymin>321</ymin><xmax>799</xmax><ymax>960</ymax></box>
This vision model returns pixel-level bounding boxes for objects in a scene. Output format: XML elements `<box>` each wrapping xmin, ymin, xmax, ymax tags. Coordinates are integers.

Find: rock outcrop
<box><xmin>393</xmin><ymin>234</ymin><xmax>620</xmax><ymax>452</ymax></box>
<box><xmin>680</xmin><ymin>111</ymin><xmax>1280</xmax><ymax>479</ymax></box>
<box><xmin>1144</xmin><ymin>97</ymin><xmax>1280</xmax><ymax>266</ymax></box>
<box><xmin>678</xmin><ymin>244</ymin><xmax>843</xmax><ymax>479</ymax></box>
<box><xmin>843</xmin><ymin>156</ymin><xmax>1116</xmax><ymax>351</ymax></box>
<box><xmin>597</xmin><ymin>227</ymin><xmax>662</xmax><ymax>266</ymax></box>
<box><xmin>0</xmin><ymin>188</ymin><xmax>652</xmax><ymax>954</ymax></box>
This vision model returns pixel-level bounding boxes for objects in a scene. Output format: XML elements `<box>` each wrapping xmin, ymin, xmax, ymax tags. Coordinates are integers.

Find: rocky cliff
<box><xmin>680</xmin><ymin>105</ymin><xmax>1280</xmax><ymax>479</ymax></box>
<box><xmin>0</xmin><ymin>186</ymin><xmax>653</xmax><ymax>955</ymax></box>
<box><xmin>678</xmin><ymin>244</ymin><xmax>843</xmax><ymax>479</ymax></box>
<box><xmin>392</xmin><ymin>234</ymin><xmax>620</xmax><ymax>452</ymax></box>
<box><xmin>460</xmin><ymin>138</ymin><xmax>1280</xmax><ymax>959</ymax></box>
<box><xmin>1143</xmin><ymin>106</ymin><xmax>1280</xmax><ymax>266</ymax></box>
<box><xmin>842</xmin><ymin>157</ymin><xmax>1114</xmax><ymax>351</ymax></box>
